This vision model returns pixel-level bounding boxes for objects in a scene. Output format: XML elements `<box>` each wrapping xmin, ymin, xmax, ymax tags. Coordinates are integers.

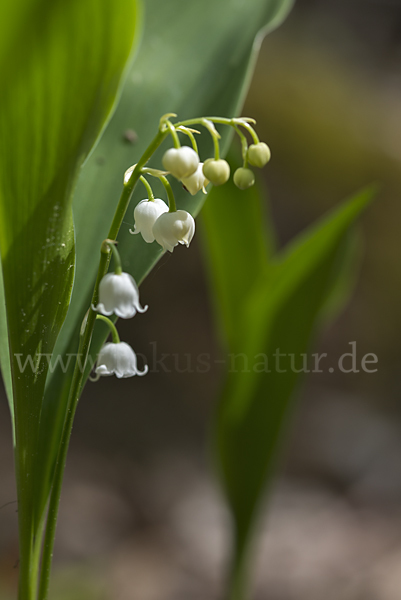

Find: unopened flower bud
<box><xmin>247</xmin><ymin>142</ymin><xmax>271</xmax><ymax>168</ymax></box>
<box><xmin>132</xmin><ymin>198</ymin><xmax>169</xmax><ymax>243</ymax></box>
<box><xmin>233</xmin><ymin>167</ymin><xmax>255</xmax><ymax>190</ymax></box>
<box><xmin>162</xmin><ymin>146</ymin><xmax>199</xmax><ymax>179</ymax></box>
<box><xmin>153</xmin><ymin>210</ymin><xmax>195</xmax><ymax>253</ymax></box>
<box><xmin>202</xmin><ymin>159</ymin><xmax>230</xmax><ymax>186</ymax></box>
<box><xmin>181</xmin><ymin>163</ymin><xmax>209</xmax><ymax>195</ymax></box>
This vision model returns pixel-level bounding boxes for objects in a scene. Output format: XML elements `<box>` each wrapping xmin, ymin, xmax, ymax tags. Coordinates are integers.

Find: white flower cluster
<box><xmin>91</xmin><ymin>117</ymin><xmax>271</xmax><ymax>383</ymax></box>
<box><xmin>132</xmin><ymin>145</ymin><xmax>204</xmax><ymax>253</ymax></box>
<box><xmin>93</xmin><ymin>266</ymin><xmax>148</xmax><ymax>379</ymax></box>
<box><xmin>132</xmin><ymin>135</ymin><xmax>270</xmax><ymax>254</ymax></box>
<box><xmin>132</xmin><ymin>198</ymin><xmax>195</xmax><ymax>252</ymax></box>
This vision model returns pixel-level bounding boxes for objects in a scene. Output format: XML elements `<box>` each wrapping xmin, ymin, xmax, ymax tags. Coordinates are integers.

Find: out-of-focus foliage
<box><xmin>245</xmin><ymin>29</ymin><xmax>399</xmax><ymax>395</ymax></box>
<box><xmin>202</xmin><ymin>164</ymin><xmax>373</xmax><ymax>596</ymax></box>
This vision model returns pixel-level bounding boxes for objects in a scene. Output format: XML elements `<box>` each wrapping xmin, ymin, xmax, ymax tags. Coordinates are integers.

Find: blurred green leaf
<box><xmin>35</xmin><ymin>0</ymin><xmax>294</xmax><ymax>528</ymax></box>
<box><xmin>201</xmin><ymin>156</ymin><xmax>276</xmax><ymax>350</ymax></box>
<box><xmin>319</xmin><ymin>227</ymin><xmax>364</xmax><ymax>324</ymax></box>
<box><xmin>0</xmin><ymin>0</ymin><xmax>140</xmax><ymax>591</ymax></box>
<box><xmin>202</xmin><ymin>180</ymin><xmax>374</xmax><ymax>598</ymax></box>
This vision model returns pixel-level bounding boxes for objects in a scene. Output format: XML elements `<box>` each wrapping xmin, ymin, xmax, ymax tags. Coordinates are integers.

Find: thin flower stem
<box><xmin>37</xmin><ymin>249</ymin><xmax>109</xmax><ymax>600</ymax></box>
<box><xmin>96</xmin><ymin>315</ymin><xmax>120</xmax><ymax>343</ymax></box>
<box><xmin>201</xmin><ymin>118</ymin><xmax>221</xmax><ymax>160</ymax></box>
<box><xmin>177</xmin><ymin>127</ymin><xmax>199</xmax><ymax>154</ymax></box>
<box><xmin>139</xmin><ymin>175</ymin><xmax>155</xmax><ymax>201</ymax></box>
<box><xmin>102</xmin><ymin>240</ymin><xmax>122</xmax><ymax>275</ymax></box>
<box><xmin>236</xmin><ymin>120</ymin><xmax>259</xmax><ymax>144</ymax></box>
<box><xmin>159</xmin><ymin>176</ymin><xmax>177</xmax><ymax>212</ymax></box>
<box><xmin>175</xmin><ymin>117</ymin><xmax>231</xmax><ymax>159</ymax></box>
<box><xmin>175</xmin><ymin>116</ymin><xmax>259</xmax><ymax>159</ymax></box>
<box><xmin>175</xmin><ymin>116</ymin><xmax>256</xmax><ymax>129</ymax></box>
<box><xmin>165</xmin><ymin>120</ymin><xmax>180</xmax><ymax>148</ymax></box>
<box><xmin>175</xmin><ymin>116</ymin><xmax>233</xmax><ymax>128</ymax></box>
<box><xmin>232</xmin><ymin>124</ymin><xmax>249</xmax><ymax>167</ymax></box>
<box><xmin>212</xmin><ymin>133</ymin><xmax>220</xmax><ymax>160</ymax></box>
<box><xmin>37</xmin><ymin>124</ymin><xmax>170</xmax><ymax>600</ymax></box>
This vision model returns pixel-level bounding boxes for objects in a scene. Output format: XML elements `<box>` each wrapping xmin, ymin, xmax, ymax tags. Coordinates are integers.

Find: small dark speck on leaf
<box><xmin>96</xmin><ymin>156</ymin><xmax>106</xmax><ymax>166</ymax></box>
<box><xmin>123</xmin><ymin>129</ymin><xmax>138</xmax><ymax>144</ymax></box>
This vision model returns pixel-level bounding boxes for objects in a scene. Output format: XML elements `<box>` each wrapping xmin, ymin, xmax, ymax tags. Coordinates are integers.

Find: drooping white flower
<box><xmin>152</xmin><ymin>210</ymin><xmax>195</xmax><ymax>253</ymax></box>
<box><xmin>132</xmin><ymin>198</ymin><xmax>169</xmax><ymax>243</ymax></box>
<box><xmin>93</xmin><ymin>272</ymin><xmax>147</xmax><ymax>319</ymax></box>
<box><xmin>95</xmin><ymin>342</ymin><xmax>148</xmax><ymax>378</ymax></box>
<box><xmin>162</xmin><ymin>146</ymin><xmax>199</xmax><ymax>180</ymax></box>
<box><xmin>181</xmin><ymin>163</ymin><xmax>209</xmax><ymax>195</ymax></box>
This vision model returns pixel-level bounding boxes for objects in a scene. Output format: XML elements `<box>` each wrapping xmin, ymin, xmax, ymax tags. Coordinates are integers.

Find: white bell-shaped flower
<box><xmin>162</xmin><ymin>146</ymin><xmax>199</xmax><ymax>180</ymax></box>
<box><xmin>93</xmin><ymin>272</ymin><xmax>147</xmax><ymax>319</ymax></box>
<box><xmin>132</xmin><ymin>198</ymin><xmax>169</xmax><ymax>243</ymax></box>
<box><xmin>95</xmin><ymin>342</ymin><xmax>148</xmax><ymax>378</ymax></box>
<box><xmin>152</xmin><ymin>210</ymin><xmax>195</xmax><ymax>253</ymax></box>
<box><xmin>181</xmin><ymin>163</ymin><xmax>209</xmax><ymax>195</ymax></box>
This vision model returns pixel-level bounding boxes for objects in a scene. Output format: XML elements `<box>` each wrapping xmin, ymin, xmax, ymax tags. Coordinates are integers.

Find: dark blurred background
<box><xmin>2</xmin><ymin>1</ymin><xmax>401</xmax><ymax>598</ymax></box>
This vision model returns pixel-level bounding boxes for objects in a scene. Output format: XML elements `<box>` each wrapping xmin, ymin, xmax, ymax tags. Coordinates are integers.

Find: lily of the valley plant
<box><xmin>26</xmin><ymin>112</ymin><xmax>271</xmax><ymax>600</ymax></box>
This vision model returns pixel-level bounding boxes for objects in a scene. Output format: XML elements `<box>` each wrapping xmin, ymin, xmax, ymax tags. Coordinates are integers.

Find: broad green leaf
<box><xmin>0</xmin><ymin>0</ymin><xmax>140</xmax><ymax>591</ymax></box>
<box><xmin>34</xmin><ymin>0</ymin><xmax>294</xmax><ymax>527</ymax></box>
<box><xmin>203</xmin><ymin>183</ymin><xmax>373</xmax><ymax>597</ymax></box>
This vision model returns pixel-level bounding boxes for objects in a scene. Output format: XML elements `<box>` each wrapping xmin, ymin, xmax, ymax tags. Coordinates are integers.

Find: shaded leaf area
<box><xmin>0</xmin><ymin>266</ymin><xmax>12</xmax><ymax>428</ymax></box>
<box><xmin>36</xmin><ymin>0</ymin><xmax>293</xmax><ymax>528</ymax></box>
<box><xmin>0</xmin><ymin>0</ymin><xmax>139</xmax><ymax>588</ymax></box>
<box><xmin>202</xmin><ymin>176</ymin><xmax>374</xmax><ymax>596</ymax></box>
<box><xmin>200</xmin><ymin>163</ymin><xmax>276</xmax><ymax>351</ymax></box>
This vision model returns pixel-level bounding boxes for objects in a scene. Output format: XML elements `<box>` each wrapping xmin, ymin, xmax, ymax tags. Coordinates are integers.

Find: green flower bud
<box><xmin>247</xmin><ymin>142</ymin><xmax>271</xmax><ymax>168</ymax></box>
<box><xmin>233</xmin><ymin>167</ymin><xmax>255</xmax><ymax>190</ymax></box>
<box><xmin>202</xmin><ymin>159</ymin><xmax>230</xmax><ymax>186</ymax></box>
